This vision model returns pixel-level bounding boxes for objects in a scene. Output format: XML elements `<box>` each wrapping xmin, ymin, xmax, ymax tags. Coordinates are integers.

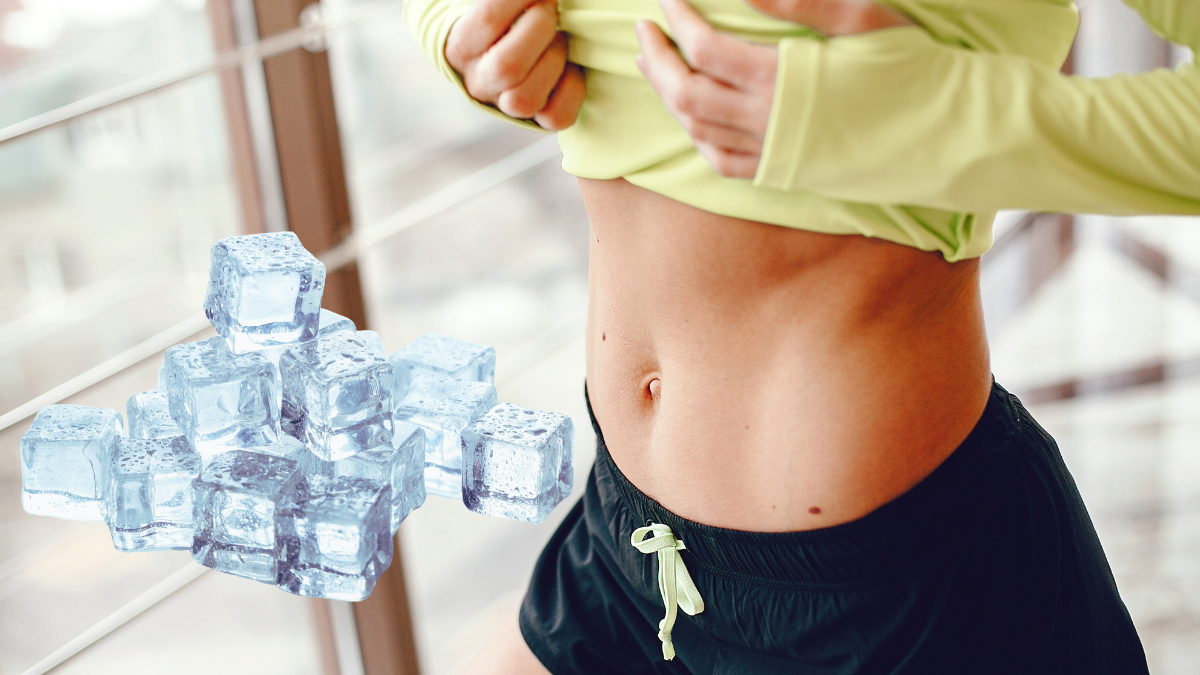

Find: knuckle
<box><xmin>668</xmin><ymin>85</ymin><xmax>695</xmax><ymax>115</ymax></box>
<box><xmin>501</xmin><ymin>90</ymin><xmax>539</xmax><ymax>118</ymax></box>
<box><xmin>538</xmin><ymin>100</ymin><xmax>579</xmax><ymax>130</ymax></box>
<box><xmin>444</xmin><ymin>39</ymin><xmax>467</xmax><ymax>67</ymax></box>
<box><xmin>533</xmin><ymin>2</ymin><xmax>559</xmax><ymax>27</ymax></box>
<box><xmin>463</xmin><ymin>75</ymin><xmax>494</xmax><ymax>103</ymax></box>
<box><xmin>539</xmin><ymin>113</ymin><xmax>566</xmax><ymax>131</ymax></box>
<box><xmin>482</xmin><ymin>56</ymin><xmax>523</xmax><ymax>90</ymax></box>
<box><xmin>688</xmin><ymin>38</ymin><xmax>716</xmax><ymax>70</ymax></box>
<box><xmin>477</xmin><ymin>5</ymin><xmax>506</xmax><ymax>32</ymax></box>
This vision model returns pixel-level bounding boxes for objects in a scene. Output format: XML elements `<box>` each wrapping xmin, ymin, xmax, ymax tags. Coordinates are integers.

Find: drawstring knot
<box><xmin>631</xmin><ymin>523</ymin><xmax>705</xmax><ymax>661</ymax></box>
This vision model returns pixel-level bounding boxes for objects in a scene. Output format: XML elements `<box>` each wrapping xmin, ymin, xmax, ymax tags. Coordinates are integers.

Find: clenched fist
<box><xmin>446</xmin><ymin>0</ymin><xmax>586</xmax><ymax>130</ymax></box>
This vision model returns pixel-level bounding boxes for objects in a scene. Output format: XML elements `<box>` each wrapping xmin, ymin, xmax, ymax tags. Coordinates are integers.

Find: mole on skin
<box><xmin>602</xmin><ymin>332</ymin><xmax>606</xmax><ymax>341</ymax></box>
<box><xmin>808</xmin><ymin>506</ymin><xmax>822</xmax><ymax>515</ymax></box>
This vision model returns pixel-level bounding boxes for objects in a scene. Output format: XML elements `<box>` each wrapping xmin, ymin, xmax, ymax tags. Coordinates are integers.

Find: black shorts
<box><xmin>518</xmin><ymin>382</ymin><xmax>1149</xmax><ymax>674</ymax></box>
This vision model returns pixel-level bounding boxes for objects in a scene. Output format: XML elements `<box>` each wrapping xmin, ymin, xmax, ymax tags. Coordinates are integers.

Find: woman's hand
<box><xmin>636</xmin><ymin>0</ymin><xmax>776</xmax><ymax>178</ymax></box>
<box><xmin>446</xmin><ymin>0</ymin><xmax>586</xmax><ymax>130</ymax></box>
<box><xmin>636</xmin><ymin>0</ymin><xmax>912</xmax><ymax>178</ymax></box>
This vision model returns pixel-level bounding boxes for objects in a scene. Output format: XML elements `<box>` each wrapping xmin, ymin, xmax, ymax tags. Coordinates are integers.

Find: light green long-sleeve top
<box><xmin>756</xmin><ymin>0</ymin><xmax>1200</xmax><ymax>217</ymax></box>
<box><xmin>404</xmin><ymin>0</ymin><xmax>1080</xmax><ymax>261</ymax></box>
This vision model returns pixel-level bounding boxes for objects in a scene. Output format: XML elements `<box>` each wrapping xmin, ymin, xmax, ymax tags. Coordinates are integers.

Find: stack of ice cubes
<box><xmin>20</xmin><ymin>231</ymin><xmax>575</xmax><ymax>601</ymax></box>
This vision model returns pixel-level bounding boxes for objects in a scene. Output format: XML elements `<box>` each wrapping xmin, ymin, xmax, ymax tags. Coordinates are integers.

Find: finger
<box><xmin>658</xmin><ymin>0</ymin><xmax>776</xmax><ymax>94</ymax></box>
<box><xmin>535</xmin><ymin>63</ymin><xmax>586</xmax><ymax>131</ymax></box>
<box><xmin>497</xmin><ymin>33</ymin><xmax>568</xmax><ymax>119</ymax></box>
<box><xmin>635</xmin><ymin>19</ymin><xmax>694</xmax><ymax>93</ymax></box>
<box><xmin>473</xmin><ymin>0</ymin><xmax>560</xmax><ymax>96</ymax></box>
<box><xmin>695</xmin><ymin>143</ymin><xmax>760</xmax><ymax>179</ymax></box>
<box><xmin>680</xmin><ymin>117</ymin><xmax>764</xmax><ymax>154</ymax></box>
<box><xmin>453</xmin><ymin>0</ymin><xmax>549</xmax><ymax>58</ymax></box>
<box><xmin>637</xmin><ymin>24</ymin><xmax>770</xmax><ymax>137</ymax></box>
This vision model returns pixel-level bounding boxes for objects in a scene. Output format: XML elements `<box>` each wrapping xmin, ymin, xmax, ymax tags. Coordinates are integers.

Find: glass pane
<box><xmin>0</xmin><ymin>2</ymin><xmax>319</xmax><ymax>672</ymax></box>
<box><xmin>324</xmin><ymin>2</ymin><xmax>593</xmax><ymax>673</ymax></box>
<box><xmin>0</xmin><ymin>0</ymin><xmax>240</xmax><ymax>414</ymax></box>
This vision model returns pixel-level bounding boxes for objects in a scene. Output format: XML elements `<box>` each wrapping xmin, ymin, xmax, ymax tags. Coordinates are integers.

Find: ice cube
<box><xmin>358</xmin><ymin>330</ymin><xmax>386</xmax><ymax>359</ymax></box>
<box><xmin>388</xmin><ymin>333</ymin><xmax>495</xmax><ymax>403</ymax></box>
<box><xmin>163</xmin><ymin>337</ymin><xmax>280</xmax><ymax>456</ymax></box>
<box><xmin>317</xmin><ymin>308</ymin><xmax>355</xmax><ymax>337</ymax></box>
<box><xmin>204</xmin><ymin>232</ymin><xmax>326</xmax><ymax>353</ymax></box>
<box><xmin>255</xmin><ymin>435</ymin><xmax>312</xmax><ymax>463</ymax></box>
<box><xmin>462</xmin><ymin>403</ymin><xmax>574</xmax><ymax>523</ymax></box>
<box><xmin>303</xmin><ymin>421</ymin><xmax>426</xmax><ymax>532</ymax></box>
<box><xmin>280</xmin><ymin>331</ymin><xmax>394</xmax><ymax>461</ymax></box>
<box><xmin>107</xmin><ymin>436</ymin><xmax>201</xmax><ymax>551</ymax></box>
<box><xmin>191</xmin><ymin>450</ymin><xmax>302</xmax><ymax>582</ymax></box>
<box><xmin>127</xmin><ymin>391</ymin><xmax>183</xmax><ymax>439</ymax></box>
<box><xmin>21</xmin><ymin>405</ymin><xmax>124</xmax><ymax>521</ymax></box>
<box><xmin>394</xmin><ymin>374</ymin><xmax>496</xmax><ymax>499</ymax></box>
<box><xmin>259</xmin><ymin>309</ymin><xmax>359</xmax><ymax>366</ymax></box>
<box><xmin>390</xmin><ymin>421</ymin><xmax>427</xmax><ymax>528</ymax></box>
<box><xmin>276</xmin><ymin>475</ymin><xmax>393</xmax><ymax>601</ymax></box>
<box><xmin>195</xmin><ymin>436</ymin><xmax>312</xmax><ymax>471</ymax></box>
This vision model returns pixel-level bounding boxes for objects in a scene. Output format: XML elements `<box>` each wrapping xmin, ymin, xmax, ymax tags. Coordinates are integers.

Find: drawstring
<box><xmin>631</xmin><ymin>523</ymin><xmax>705</xmax><ymax>661</ymax></box>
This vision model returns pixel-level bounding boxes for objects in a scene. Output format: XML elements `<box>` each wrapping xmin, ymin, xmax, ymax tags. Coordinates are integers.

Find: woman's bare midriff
<box><xmin>582</xmin><ymin>177</ymin><xmax>994</xmax><ymax>532</ymax></box>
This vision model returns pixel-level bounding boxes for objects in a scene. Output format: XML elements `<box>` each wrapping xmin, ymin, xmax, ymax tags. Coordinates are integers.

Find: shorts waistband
<box><xmin>585</xmin><ymin>381</ymin><xmax>1024</xmax><ymax>588</ymax></box>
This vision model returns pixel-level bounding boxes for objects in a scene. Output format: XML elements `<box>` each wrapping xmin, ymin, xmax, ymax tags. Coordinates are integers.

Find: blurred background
<box><xmin>0</xmin><ymin>0</ymin><xmax>1195</xmax><ymax>673</ymax></box>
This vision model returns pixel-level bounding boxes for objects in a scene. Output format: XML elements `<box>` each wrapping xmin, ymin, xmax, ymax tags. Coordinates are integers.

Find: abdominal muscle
<box><xmin>582</xmin><ymin>177</ymin><xmax>994</xmax><ymax>532</ymax></box>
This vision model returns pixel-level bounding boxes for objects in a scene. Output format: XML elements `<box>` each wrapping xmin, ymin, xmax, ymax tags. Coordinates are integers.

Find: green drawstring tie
<box><xmin>631</xmin><ymin>523</ymin><xmax>705</xmax><ymax>661</ymax></box>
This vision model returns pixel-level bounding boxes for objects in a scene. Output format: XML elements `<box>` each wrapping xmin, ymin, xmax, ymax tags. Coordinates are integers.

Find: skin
<box><xmin>446</xmin><ymin>2</ymin><xmax>982</xmax><ymax>673</ymax></box>
<box><xmin>444</xmin><ymin>0</ymin><xmax>586</xmax><ymax>129</ymax></box>
<box><xmin>636</xmin><ymin>0</ymin><xmax>913</xmax><ymax>177</ymax></box>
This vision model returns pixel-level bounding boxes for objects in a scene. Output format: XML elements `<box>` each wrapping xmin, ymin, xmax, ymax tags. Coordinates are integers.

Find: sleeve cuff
<box><xmin>753</xmin><ymin>37</ymin><xmax>823</xmax><ymax>192</ymax></box>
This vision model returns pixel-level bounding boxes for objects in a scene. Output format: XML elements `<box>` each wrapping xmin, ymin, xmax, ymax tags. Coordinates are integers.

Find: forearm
<box><xmin>884</xmin><ymin>0</ymin><xmax>1077</xmax><ymax>66</ymax></box>
<box><xmin>756</xmin><ymin>28</ymin><xmax>1200</xmax><ymax>216</ymax></box>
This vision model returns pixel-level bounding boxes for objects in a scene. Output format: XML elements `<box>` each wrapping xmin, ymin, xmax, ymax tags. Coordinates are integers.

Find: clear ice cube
<box><xmin>462</xmin><ymin>403</ymin><xmax>575</xmax><ymax>523</ymax></box>
<box><xmin>195</xmin><ymin>437</ymin><xmax>312</xmax><ymax>472</ymax></box>
<box><xmin>127</xmin><ymin>391</ymin><xmax>183</xmax><ymax>439</ymax></box>
<box><xmin>256</xmin><ymin>436</ymin><xmax>312</xmax><ymax>463</ymax></box>
<box><xmin>317</xmin><ymin>308</ymin><xmax>355</xmax><ymax>337</ymax></box>
<box><xmin>191</xmin><ymin>450</ymin><xmax>301</xmax><ymax>582</ymax></box>
<box><xmin>107</xmin><ymin>436</ymin><xmax>201</xmax><ymax>551</ymax></box>
<box><xmin>276</xmin><ymin>475</ymin><xmax>393</xmax><ymax>601</ymax></box>
<box><xmin>21</xmin><ymin>405</ymin><xmax>124</xmax><ymax>521</ymax></box>
<box><xmin>260</xmin><ymin>309</ymin><xmax>359</xmax><ymax>366</ymax></box>
<box><xmin>280</xmin><ymin>331</ymin><xmax>394</xmax><ymax>461</ymax></box>
<box><xmin>303</xmin><ymin>421</ymin><xmax>426</xmax><ymax>532</ymax></box>
<box><xmin>394</xmin><ymin>374</ymin><xmax>496</xmax><ymax>499</ymax></box>
<box><xmin>388</xmin><ymin>333</ymin><xmax>495</xmax><ymax>403</ymax></box>
<box><xmin>390</xmin><ymin>422</ymin><xmax>427</xmax><ymax>528</ymax></box>
<box><xmin>358</xmin><ymin>330</ymin><xmax>386</xmax><ymax>359</ymax></box>
<box><xmin>163</xmin><ymin>337</ymin><xmax>280</xmax><ymax>455</ymax></box>
<box><xmin>204</xmin><ymin>232</ymin><xmax>326</xmax><ymax>353</ymax></box>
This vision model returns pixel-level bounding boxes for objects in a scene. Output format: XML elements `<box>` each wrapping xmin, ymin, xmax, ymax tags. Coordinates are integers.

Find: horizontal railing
<box><xmin>0</xmin><ymin>0</ymin><xmax>403</xmax><ymax>147</ymax></box>
<box><xmin>13</xmin><ymin>301</ymin><xmax>584</xmax><ymax>675</ymax></box>
<box><xmin>3</xmin><ymin>135</ymin><xmax>573</xmax><ymax>675</ymax></box>
<box><xmin>0</xmin><ymin>135</ymin><xmax>561</xmax><ymax>433</ymax></box>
